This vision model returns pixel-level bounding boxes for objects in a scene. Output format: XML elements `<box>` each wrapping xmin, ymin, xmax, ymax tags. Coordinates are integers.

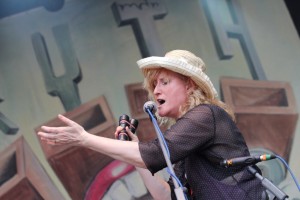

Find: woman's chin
<box><xmin>158</xmin><ymin>111</ymin><xmax>170</xmax><ymax>118</ymax></box>
<box><xmin>157</xmin><ymin>111</ymin><xmax>166</xmax><ymax>117</ymax></box>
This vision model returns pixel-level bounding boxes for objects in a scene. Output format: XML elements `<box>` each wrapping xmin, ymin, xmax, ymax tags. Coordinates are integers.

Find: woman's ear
<box><xmin>186</xmin><ymin>79</ymin><xmax>196</xmax><ymax>91</ymax></box>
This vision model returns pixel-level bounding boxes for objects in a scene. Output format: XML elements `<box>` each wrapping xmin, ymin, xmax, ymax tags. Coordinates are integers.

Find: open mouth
<box><xmin>157</xmin><ymin>99</ymin><xmax>165</xmax><ymax>105</ymax></box>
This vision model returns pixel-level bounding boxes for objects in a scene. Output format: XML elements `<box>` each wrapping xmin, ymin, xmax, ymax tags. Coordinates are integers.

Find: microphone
<box><xmin>129</xmin><ymin>118</ymin><xmax>139</xmax><ymax>134</ymax></box>
<box><xmin>220</xmin><ymin>154</ymin><xmax>276</xmax><ymax>168</ymax></box>
<box><xmin>143</xmin><ymin>101</ymin><xmax>157</xmax><ymax>121</ymax></box>
<box><xmin>118</xmin><ymin>114</ymin><xmax>130</xmax><ymax>141</ymax></box>
<box><xmin>118</xmin><ymin>114</ymin><xmax>139</xmax><ymax>141</ymax></box>
<box><xmin>143</xmin><ymin>101</ymin><xmax>157</xmax><ymax>114</ymax></box>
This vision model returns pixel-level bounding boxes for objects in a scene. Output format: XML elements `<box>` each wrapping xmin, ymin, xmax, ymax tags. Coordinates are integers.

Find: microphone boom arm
<box><xmin>145</xmin><ymin>107</ymin><xmax>186</xmax><ymax>200</ymax></box>
<box><xmin>247</xmin><ymin>166</ymin><xmax>289</xmax><ymax>200</ymax></box>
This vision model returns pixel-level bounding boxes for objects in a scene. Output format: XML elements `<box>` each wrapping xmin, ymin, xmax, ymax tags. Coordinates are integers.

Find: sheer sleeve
<box><xmin>139</xmin><ymin>105</ymin><xmax>215</xmax><ymax>174</ymax></box>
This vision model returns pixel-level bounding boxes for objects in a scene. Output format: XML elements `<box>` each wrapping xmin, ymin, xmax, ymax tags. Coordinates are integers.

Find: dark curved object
<box><xmin>41</xmin><ymin>0</ymin><xmax>64</xmax><ymax>12</ymax></box>
<box><xmin>0</xmin><ymin>0</ymin><xmax>64</xmax><ymax>19</ymax></box>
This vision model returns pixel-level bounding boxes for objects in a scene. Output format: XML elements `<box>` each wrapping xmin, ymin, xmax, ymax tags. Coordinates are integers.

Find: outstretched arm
<box><xmin>136</xmin><ymin>167</ymin><xmax>171</xmax><ymax>200</ymax></box>
<box><xmin>38</xmin><ymin>114</ymin><xmax>171</xmax><ymax>199</ymax></box>
<box><xmin>121</xmin><ymin>128</ymin><xmax>171</xmax><ymax>200</ymax></box>
<box><xmin>38</xmin><ymin>114</ymin><xmax>146</xmax><ymax>168</ymax></box>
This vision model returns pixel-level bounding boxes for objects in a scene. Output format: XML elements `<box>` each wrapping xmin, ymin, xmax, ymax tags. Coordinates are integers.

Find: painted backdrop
<box><xmin>0</xmin><ymin>0</ymin><xmax>300</xmax><ymax>199</ymax></box>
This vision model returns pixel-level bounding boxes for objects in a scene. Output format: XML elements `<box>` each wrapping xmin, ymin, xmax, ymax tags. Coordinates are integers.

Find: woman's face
<box><xmin>153</xmin><ymin>70</ymin><xmax>190</xmax><ymax>119</ymax></box>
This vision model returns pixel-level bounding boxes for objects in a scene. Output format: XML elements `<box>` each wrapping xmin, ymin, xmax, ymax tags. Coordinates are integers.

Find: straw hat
<box><xmin>137</xmin><ymin>50</ymin><xmax>218</xmax><ymax>99</ymax></box>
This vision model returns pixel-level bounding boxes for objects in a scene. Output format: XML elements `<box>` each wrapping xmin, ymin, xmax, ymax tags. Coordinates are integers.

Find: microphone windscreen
<box><xmin>143</xmin><ymin>101</ymin><xmax>157</xmax><ymax>113</ymax></box>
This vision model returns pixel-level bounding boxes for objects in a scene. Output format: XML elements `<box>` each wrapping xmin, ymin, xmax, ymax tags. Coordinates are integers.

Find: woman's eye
<box><xmin>161</xmin><ymin>79</ymin><xmax>169</xmax><ymax>85</ymax></box>
<box><xmin>162</xmin><ymin>80</ymin><xmax>170</xmax><ymax>85</ymax></box>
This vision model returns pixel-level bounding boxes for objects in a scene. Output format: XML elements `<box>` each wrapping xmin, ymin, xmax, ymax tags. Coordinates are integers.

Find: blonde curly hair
<box><xmin>143</xmin><ymin>68</ymin><xmax>235</xmax><ymax>126</ymax></box>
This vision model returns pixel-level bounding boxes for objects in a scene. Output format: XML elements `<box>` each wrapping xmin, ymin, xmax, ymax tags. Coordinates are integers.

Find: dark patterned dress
<box><xmin>139</xmin><ymin>104</ymin><xmax>265</xmax><ymax>199</ymax></box>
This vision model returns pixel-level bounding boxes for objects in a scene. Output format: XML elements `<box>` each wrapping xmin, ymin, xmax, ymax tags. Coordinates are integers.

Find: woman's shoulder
<box><xmin>186</xmin><ymin>104</ymin><xmax>228</xmax><ymax>118</ymax></box>
<box><xmin>193</xmin><ymin>104</ymin><xmax>223</xmax><ymax>112</ymax></box>
<box><xmin>182</xmin><ymin>104</ymin><xmax>216</xmax><ymax>120</ymax></box>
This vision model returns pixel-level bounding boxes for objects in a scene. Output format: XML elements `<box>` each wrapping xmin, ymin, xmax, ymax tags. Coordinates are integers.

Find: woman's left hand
<box><xmin>38</xmin><ymin>114</ymin><xmax>88</xmax><ymax>146</ymax></box>
<box><xmin>114</xmin><ymin>126</ymin><xmax>139</xmax><ymax>142</ymax></box>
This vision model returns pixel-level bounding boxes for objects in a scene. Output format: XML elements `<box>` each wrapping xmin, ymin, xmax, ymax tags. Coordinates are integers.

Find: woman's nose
<box><xmin>153</xmin><ymin>85</ymin><xmax>160</xmax><ymax>95</ymax></box>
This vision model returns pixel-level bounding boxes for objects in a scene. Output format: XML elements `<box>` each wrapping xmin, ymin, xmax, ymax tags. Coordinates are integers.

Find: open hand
<box><xmin>38</xmin><ymin>114</ymin><xmax>88</xmax><ymax>146</ymax></box>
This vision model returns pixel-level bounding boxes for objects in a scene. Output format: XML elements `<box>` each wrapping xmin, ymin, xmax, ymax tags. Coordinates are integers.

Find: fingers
<box><xmin>58</xmin><ymin>114</ymin><xmax>77</xmax><ymax>127</ymax></box>
<box><xmin>40</xmin><ymin>125</ymin><xmax>63</xmax><ymax>134</ymax></box>
<box><xmin>38</xmin><ymin>131</ymin><xmax>56</xmax><ymax>139</ymax></box>
<box><xmin>37</xmin><ymin>114</ymin><xmax>84</xmax><ymax>146</ymax></box>
<box><xmin>125</xmin><ymin>127</ymin><xmax>138</xmax><ymax>142</ymax></box>
<box><xmin>114</xmin><ymin>126</ymin><xmax>138</xmax><ymax>142</ymax></box>
<box><xmin>38</xmin><ymin>114</ymin><xmax>76</xmax><ymax>134</ymax></box>
<box><xmin>116</xmin><ymin>126</ymin><xmax>124</xmax><ymax>132</ymax></box>
<box><xmin>114</xmin><ymin>126</ymin><xmax>124</xmax><ymax>139</ymax></box>
<box><xmin>125</xmin><ymin>126</ymin><xmax>133</xmax><ymax>136</ymax></box>
<box><xmin>38</xmin><ymin>131</ymin><xmax>58</xmax><ymax>145</ymax></box>
<box><xmin>40</xmin><ymin>137</ymin><xmax>64</xmax><ymax>146</ymax></box>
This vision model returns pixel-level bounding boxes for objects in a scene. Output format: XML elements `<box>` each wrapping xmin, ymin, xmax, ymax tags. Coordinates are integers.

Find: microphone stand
<box><xmin>247</xmin><ymin>166</ymin><xmax>289</xmax><ymax>200</ymax></box>
<box><xmin>146</xmin><ymin>109</ymin><xmax>186</xmax><ymax>200</ymax></box>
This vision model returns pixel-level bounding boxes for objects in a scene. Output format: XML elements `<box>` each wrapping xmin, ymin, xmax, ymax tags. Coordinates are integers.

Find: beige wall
<box><xmin>0</xmin><ymin>0</ymin><xmax>299</xmax><ymax>199</ymax></box>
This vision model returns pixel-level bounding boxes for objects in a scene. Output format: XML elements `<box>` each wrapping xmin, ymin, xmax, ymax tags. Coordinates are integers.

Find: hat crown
<box><xmin>165</xmin><ymin>50</ymin><xmax>206</xmax><ymax>72</ymax></box>
<box><xmin>137</xmin><ymin>49</ymin><xmax>218</xmax><ymax>98</ymax></box>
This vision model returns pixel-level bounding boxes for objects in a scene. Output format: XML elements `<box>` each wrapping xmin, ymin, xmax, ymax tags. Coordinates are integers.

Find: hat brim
<box><xmin>137</xmin><ymin>56</ymin><xmax>218</xmax><ymax>98</ymax></box>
